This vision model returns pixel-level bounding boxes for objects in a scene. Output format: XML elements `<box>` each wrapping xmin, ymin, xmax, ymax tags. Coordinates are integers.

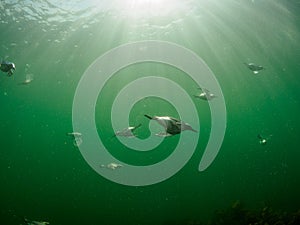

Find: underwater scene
<box><xmin>0</xmin><ymin>0</ymin><xmax>300</xmax><ymax>224</ymax></box>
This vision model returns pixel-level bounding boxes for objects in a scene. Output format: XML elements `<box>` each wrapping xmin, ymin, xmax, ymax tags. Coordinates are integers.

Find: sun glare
<box><xmin>114</xmin><ymin>0</ymin><xmax>183</xmax><ymax>19</ymax></box>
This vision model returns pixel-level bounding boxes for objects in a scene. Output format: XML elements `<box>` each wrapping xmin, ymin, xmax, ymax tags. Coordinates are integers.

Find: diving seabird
<box><xmin>113</xmin><ymin>124</ymin><xmax>141</xmax><ymax>137</ymax></box>
<box><xmin>23</xmin><ymin>218</ymin><xmax>49</xmax><ymax>225</ymax></box>
<box><xmin>66</xmin><ymin>132</ymin><xmax>83</xmax><ymax>147</ymax></box>
<box><xmin>257</xmin><ymin>134</ymin><xmax>267</xmax><ymax>145</ymax></box>
<box><xmin>194</xmin><ymin>87</ymin><xmax>217</xmax><ymax>101</ymax></box>
<box><xmin>100</xmin><ymin>163</ymin><xmax>123</xmax><ymax>170</ymax></box>
<box><xmin>0</xmin><ymin>60</ymin><xmax>15</xmax><ymax>76</ymax></box>
<box><xmin>144</xmin><ymin>114</ymin><xmax>197</xmax><ymax>137</ymax></box>
<box><xmin>244</xmin><ymin>62</ymin><xmax>264</xmax><ymax>74</ymax></box>
<box><xmin>66</xmin><ymin>132</ymin><xmax>82</xmax><ymax>139</ymax></box>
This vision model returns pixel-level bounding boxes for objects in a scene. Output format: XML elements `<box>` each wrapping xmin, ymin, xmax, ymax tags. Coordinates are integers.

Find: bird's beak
<box><xmin>187</xmin><ymin>126</ymin><xmax>197</xmax><ymax>132</ymax></box>
<box><xmin>190</xmin><ymin>128</ymin><xmax>198</xmax><ymax>132</ymax></box>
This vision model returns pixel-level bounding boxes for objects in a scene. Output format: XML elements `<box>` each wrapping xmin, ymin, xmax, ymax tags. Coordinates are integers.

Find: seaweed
<box><xmin>163</xmin><ymin>201</ymin><xmax>300</xmax><ymax>225</ymax></box>
<box><xmin>209</xmin><ymin>201</ymin><xmax>300</xmax><ymax>225</ymax></box>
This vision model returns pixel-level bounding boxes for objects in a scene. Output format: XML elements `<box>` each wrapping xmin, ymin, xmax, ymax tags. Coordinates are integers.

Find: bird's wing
<box><xmin>169</xmin><ymin>117</ymin><xmax>181</xmax><ymax>123</ymax></box>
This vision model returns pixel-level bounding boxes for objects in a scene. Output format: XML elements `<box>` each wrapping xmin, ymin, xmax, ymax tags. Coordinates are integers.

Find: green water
<box><xmin>1</xmin><ymin>0</ymin><xmax>299</xmax><ymax>224</ymax></box>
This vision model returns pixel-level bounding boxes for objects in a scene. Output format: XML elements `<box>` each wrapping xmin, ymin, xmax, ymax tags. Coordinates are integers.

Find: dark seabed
<box><xmin>0</xmin><ymin>0</ymin><xmax>299</xmax><ymax>225</ymax></box>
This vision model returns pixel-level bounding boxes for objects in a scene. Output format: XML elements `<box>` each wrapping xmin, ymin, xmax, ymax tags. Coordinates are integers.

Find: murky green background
<box><xmin>0</xmin><ymin>0</ymin><xmax>299</xmax><ymax>224</ymax></box>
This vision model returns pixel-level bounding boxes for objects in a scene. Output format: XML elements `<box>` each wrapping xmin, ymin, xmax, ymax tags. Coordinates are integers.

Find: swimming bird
<box><xmin>19</xmin><ymin>74</ymin><xmax>34</xmax><ymax>85</ymax></box>
<box><xmin>113</xmin><ymin>124</ymin><xmax>141</xmax><ymax>137</ymax></box>
<box><xmin>244</xmin><ymin>62</ymin><xmax>264</xmax><ymax>74</ymax></box>
<box><xmin>66</xmin><ymin>132</ymin><xmax>82</xmax><ymax>138</ymax></box>
<box><xmin>0</xmin><ymin>60</ymin><xmax>15</xmax><ymax>76</ymax></box>
<box><xmin>194</xmin><ymin>87</ymin><xmax>217</xmax><ymax>101</ymax></box>
<box><xmin>23</xmin><ymin>218</ymin><xmax>49</xmax><ymax>225</ymax></box>
<box><xmin>144</xmin><ymin>114</ymin><xmax>197</xmax><ymax>137</ymax></box>
<box><xmin>257</xmin><ymin>134</ymin><xmax>267</xmax><ymax>145</ymax></box>
<box><xmin>19</xmin><ymin>79</ymin><xmax>32</xmax><ymax>85</ymax></box>
<box><xmin>100</xmin><ymin>163</ymin><xmax>123</xmax><ymax>170</ymax></box>
<box><xmin>66</xmin><ymin>132</ymin><xmax>83</xmax><ymax>147</ymax></box>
